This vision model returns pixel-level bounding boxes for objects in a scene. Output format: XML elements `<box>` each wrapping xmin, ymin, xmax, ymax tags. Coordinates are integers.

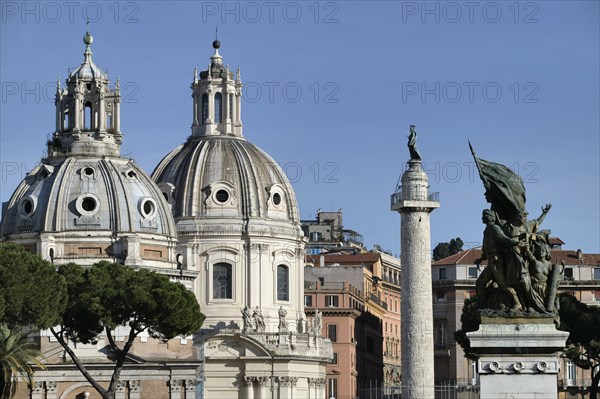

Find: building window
<box><xmin>202</xmin><ymin>93</ymin><xmax>208</xmax><ymax>123</ymax></box>
<box><xmin>566</xmin><ymin>360</ymin><xmax>576</xmax><ymax>386</ymax></box>
<box><xmin>277</xmin><ymin>265</ymin><xmax>289</xmax><ymax>301</ymax></box>
<box><xmin>469</xmin><ymin>289</ymin><xmax>477</xmax><ymax>298</ymax></box>
<box><xmin>213</xmin><ymin>262</ymin><xmax>232</xmax><ymax>299</ymax></box>
<box><xmin>564</xmin><ymin>267</ymin><xmax>573</xmax><ymax>279</ymax></box>
<box><xmin>594</xmin><ymin>268</ymin><xmax>600</xmax><ymax>280</ymax></box>
<box><xmin>328</xmin><ymin>324</ymin><xmax>337</xmax><ymax>342</ymax></box>
<box><xmin>436</xmin><ymin>323</ymin><xmax>446</xmax><ymax>347</ymax></box>
<box><xmin>228</xmin><ymin>93</ymin><xmax>234</xmax><ymax>121</ymax></box>
<box><xmin>439</xmin><ymin>268</ymin><xmax>447</xmax><ymax>280</ymax></box>
<box><xmin>468</xmin><ymin>267</ymin><xmax>478</xmax><ymax>279</ymax></box>
<box><xmin>327</xmin><ymin>378</ymin><xmax>337</xmax><ymax>399</ymax></box>
<box><xmin>436</xmin><ymin>291</ymin><xmax>446</xmax><ymax>303</ymax></box>
<box><xmin>304</xmin><ymin>294</ymin><xmax>313</xmax><ymax>307</ymax></box>
<box><xmin>326</xmin><ymin>295</ymin><xmax>339</xmax><ymax>307</ymax></box>
<box><xmin>595</xmin><ymin>291</ymin><xmax>600</xmax><ymax>302</ymax></box>
<box><xmin>214</xmin><ymin>92</ymin><xmax>222</xmax><ymax>123</ymax></box>
<box><xmin>332</xmin><ymin>352</ymin><xmax>338</xmax><ymax>365</ymax></box>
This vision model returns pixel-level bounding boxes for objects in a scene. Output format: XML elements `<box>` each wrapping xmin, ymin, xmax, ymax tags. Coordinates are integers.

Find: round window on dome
<box><xmin>81</xmin><ymin>197</ymin><xmax>97</xmax><ymax>212</ymax></box>
<box><xmin>272</xmin><ymin>192</ymin><xmax>282</xmax><ymax>206</ymax></box>
<box><xmin>82</xmin><ymin>166</ymin><xmax>96</xmax><ymax>179</ymax></box>
<box><xmin>138</xmin><ymin>198</ymin><xmax>157</xmax><ymax>219</ymax></box>
<box><xmin>215</xmin><ymin>189</ymin><xmax>230</xmax><ymax>203</ymax></box>
<box><xmin>19</xmin><ymin>196</ymin><xmax>36</xmax><ymax>218</ymax></box>
<box><xmin>76</xmin><ymin>193</ymin><xmax>100</xmax><ymax>217</ymax></box>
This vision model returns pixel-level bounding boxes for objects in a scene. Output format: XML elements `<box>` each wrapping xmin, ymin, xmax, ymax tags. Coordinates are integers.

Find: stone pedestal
<box><xmin>467</xmin><ymin>316</ymin><xmax>569</xmax><ymax>399</ymax></box>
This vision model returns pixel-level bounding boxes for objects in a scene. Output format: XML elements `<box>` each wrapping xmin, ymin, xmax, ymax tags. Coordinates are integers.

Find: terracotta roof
<box><xmin>432</xmin><ymin>248</ymin><xmax>484</xmax><ymax>266</ymax></box>
<box><xmin>306</xmin><ymin>252</ymin><xmax>380</xmax><ymax>265</ymax></box>
<box><xmin>547</xmin><ymin>250</ymin><xmax>600</xmax><ymax>266</ymax></box>
<box><xmin>549</xmin><ymin>237</ymin><xmax>565</xmax><ymax>246</ymax></box>
<box><xmin>432</xmin><ymin>248</ymin><xmax>600</xmax><ymax>266</ymax></box>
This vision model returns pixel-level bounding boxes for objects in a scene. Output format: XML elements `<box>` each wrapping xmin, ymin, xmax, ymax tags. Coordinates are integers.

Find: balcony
<box><xmin>390</xmin><ymin>186</ymin><xmax>439</xmax><ymax>208</ymax></box>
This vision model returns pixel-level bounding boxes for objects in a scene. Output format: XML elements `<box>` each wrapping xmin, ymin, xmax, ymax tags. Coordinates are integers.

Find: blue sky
<box><xmin>1</xmin><ymin>1</ymin><xmax>599</xmax><ymax>254</ymax></box>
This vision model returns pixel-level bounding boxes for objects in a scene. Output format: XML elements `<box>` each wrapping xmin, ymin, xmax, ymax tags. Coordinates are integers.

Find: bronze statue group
<box><xmin>470</xmin><ymin>144</ymin><xmax>562</xmax><ymax>319</ymax></box>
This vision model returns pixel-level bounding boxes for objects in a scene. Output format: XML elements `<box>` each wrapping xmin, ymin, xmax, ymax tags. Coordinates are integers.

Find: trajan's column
<box><xmin>391</xmin><ymin>125</ymin><xmax>440</xmax><ymax>398</ymax></box>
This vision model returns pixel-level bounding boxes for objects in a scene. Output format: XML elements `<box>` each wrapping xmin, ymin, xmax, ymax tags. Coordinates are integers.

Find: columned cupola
<box><xmin>191</xmin><ymin>40</ymin><xmax>243</xmax><ymax>137</ymax></box>
<box><xmin>51</xmin><ymin>30</ymin><xmax>122</xmax><ymax>157</ymax></box>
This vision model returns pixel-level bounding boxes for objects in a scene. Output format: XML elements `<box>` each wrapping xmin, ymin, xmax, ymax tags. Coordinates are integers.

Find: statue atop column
<box><xmin>470</xmin><ymin>143</ymin><xmax>561</xmax><ymax>320</ymax></box>
<box><xmin>407</xmin><ymin>125</ymin><xmax>422</xmax><ymax>161</ymax></box>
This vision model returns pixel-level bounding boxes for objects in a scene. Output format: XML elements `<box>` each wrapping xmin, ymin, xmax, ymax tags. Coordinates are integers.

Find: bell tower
<box><xmin>51</xmin><ymin>29</ymin><xmax>122</xmax><ymax>157</ymax></box>
<box><xmin>191</xmin><ymin>40</ymin><xmax>243</xmax><ymax>137</ymax></box>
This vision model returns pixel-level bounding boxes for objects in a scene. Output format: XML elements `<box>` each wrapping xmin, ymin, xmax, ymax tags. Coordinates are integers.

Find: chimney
<box><xmin>576</xmin><ymin>249</ymin><xmax>583</xmax><ymax>262</ymax></box>
<box><xmin>320</xmin><ymin>255</ymin><xmax>325</xmax><ymax>268</ymax></box>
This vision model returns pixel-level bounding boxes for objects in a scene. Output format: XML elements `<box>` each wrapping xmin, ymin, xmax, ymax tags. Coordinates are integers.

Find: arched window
<box><xmin>63</xmin><ymin>112</ymin><xmax>69</xmax><ymax>131</ymax></box>
<box><xmin>277</xmin><ymin>265</ymin><xmax>289</xmax><ymax>301</ymax></box>
<box><xmin>213</xmin><ymin>262</ymin><xmax>232</xmax><ymax>299</ymax></box>
<box><xmin>214</xmin><ymin>92</ymin><xmax>222</xmax><ymax>123</ymax></box>
<box><xmin>84</xmin><ymin>102</ymin><xmax>92</xmax><ymax>130</ymax></box>
<box><xmin>202</xmin><ymin>93</ymin><xmax>209</xmax><ymax>123</ymax></box>
<box><xmin>229</xmin><ymin>94</ymin><xmax>234</xmax><ymax>121</ymax></box>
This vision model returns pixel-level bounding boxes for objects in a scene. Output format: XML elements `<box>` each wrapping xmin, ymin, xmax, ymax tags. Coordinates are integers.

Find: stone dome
<box><xmin>0</xmin><ymin>156</ymin><xmax>178</xmax><ymax>267</ymax></box>
<box><xmin>152</xmin><ymin>135</ymin><xmax>300</xmax><ymax>224</ymax></box>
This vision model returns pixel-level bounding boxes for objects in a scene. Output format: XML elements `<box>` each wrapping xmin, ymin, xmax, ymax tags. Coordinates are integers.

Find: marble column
<box><xmin>243</xmin><ymin>377</ymin><xmax>255</xmax><ymax>399</ymax></box>
<box><xmin>391</xmin><ymin>157</ymin><xmax>439</xmax><ymax>399</ymax></box>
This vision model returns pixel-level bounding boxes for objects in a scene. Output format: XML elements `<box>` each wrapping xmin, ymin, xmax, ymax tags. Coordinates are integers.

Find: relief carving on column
<box><xmin>46</xmin><ymin>381</ymin><xmax>57</xmax><ymax>393</ymax></box>
<box><xmin>256</xmin><ymin>376</ymin><xmax>269</xmax><ymax>387</ymax></box>
<box><xmin>115</xmin><ymin>381</ymin><xmax>126</xmax><ymax>392</ymax></box>
<box><xmin>129</xmin><ymin>380</ymin><xmax>140</xmax><ymax>392</ymax></box>
<box><xmin>315</xmin><ymin>378</ymin><xmax>327</xmax><ymax>387</ymax></box>
<box><xmin>276</xmin><ymin>376</ymin><xmax>292</xmax><ymax>387</ymax></box>
<box><xmin>32</xmin><ymin>381</ymin><xmax>44</xmax><ymax>393</ymax></box>
<box><xmin>185</xmin><ymin>380</ymin><xmax>196</xmax><ymax>392</ymax></box>
<box><xmin>169</xmin><ymin>379</ymin><xmax>183</xmax><ymax>392</ymax></box>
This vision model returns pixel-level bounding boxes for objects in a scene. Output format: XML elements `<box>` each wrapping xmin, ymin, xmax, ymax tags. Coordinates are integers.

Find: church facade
<box><xmin>0</xmin><ymin>32</ymin><xmax>331</xmax><ymax>399</ymax></box>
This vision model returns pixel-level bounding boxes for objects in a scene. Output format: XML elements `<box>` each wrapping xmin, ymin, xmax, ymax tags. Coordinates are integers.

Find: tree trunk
<box><xmin>50</xmin><ymin>328</ymin><xmax>110</xmax><ymax>399</ymax></box>
<box><xmin>590</xmin><ymin>366</ymin><xmax>600</xmax><ymax>399</ymax></box>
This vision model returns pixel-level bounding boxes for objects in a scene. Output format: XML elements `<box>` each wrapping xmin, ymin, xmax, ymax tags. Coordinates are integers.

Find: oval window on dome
<box><xmin>138</xmin><ymin>197</ymin><xmax>158</xmax><ymax>219</ymax></box>
<box><xmin>215</xmin><ymin>189</ymin><xmax>229</xmax><ymax>203</ymax></box>
<box><xmin>272</xmin><ymin>192</ymin><xmax>282</xmax><ymax>206</ymax></box>
<box><xmin>18</xmin><ymin>196</ymin><xmax>37</xmax><ymax>218</ymax></box>
<box><xmin>76</xmin><ymin>193</ymin><xmax>100</xmax><ymax>217</ymax></box>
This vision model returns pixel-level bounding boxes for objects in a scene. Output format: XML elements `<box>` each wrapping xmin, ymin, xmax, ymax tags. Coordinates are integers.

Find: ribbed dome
<box><xmin>152</xmin><ymin>136</ymin><xmax>300</xmax><ymax>223</ymax></box>
<box><xmin>1</xmin><ymin>156</ymin><xmax>176</xmax><ymax>239</ymax></box>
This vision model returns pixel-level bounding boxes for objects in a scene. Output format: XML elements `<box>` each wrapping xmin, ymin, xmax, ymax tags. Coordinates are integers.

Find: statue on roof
<box><xmin>470</xmin><ymin>143</ymin><xmax>561</xmax><ymax>320</ymax></box>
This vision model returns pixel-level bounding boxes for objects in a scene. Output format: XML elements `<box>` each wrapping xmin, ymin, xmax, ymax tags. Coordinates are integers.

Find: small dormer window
<box><xmin>86</xmin><ymin>83</ymin><xmax>91</xmax><ymax>90</ymax></box>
